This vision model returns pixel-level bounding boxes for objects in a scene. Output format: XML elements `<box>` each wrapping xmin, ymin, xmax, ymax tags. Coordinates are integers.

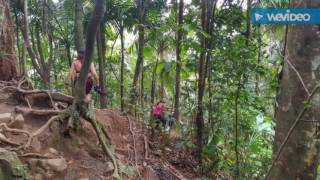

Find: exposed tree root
<box><xmin>24</xmin><ymin>96</ymin><xmax>32</xmax><ymax>108</ymax></box>
<box><xmin>143</xmin><ymin>135</ymin><xmax>148</xmax><ymax>159</ymax></box>
<box><xmin>23</xmin><ymin>109</ymin><xmax>70</xmax><ymax>150</ymax></box>
<box><xmin>0</xmin><ymin>123</ymin><xmax>30</xmax><ymax>136</ymax></box>
<box><xmin>126</xmin><ymin>114</ymin><xmax>142</xmax><ymax>179</ymax></box>
<box><xmin>17</xmin><ymin>76</ymin><xmax>33</xmax><ymax>90</ymax></box>
<box><xmin>0</xmin><ymin>80</ymin><xmax>121</xmax><ymax>178</ymax></box>
<box><xmin>163</xmin><ymin>161</ymin><xmax>188</xmax><ymax>180</ymax></box>
<box><xmin>14</xmin><ymin>107</ymin><xmax>61</xmax><ymax>116</ymax></box>
<box><xmin>24</xmin><ymin>115</ymin><xmax>60</xmax><ymax>149</ymax></box>
<box><xmin>26</xmin><ymin>92</ymin><xmax>73</xmax><ymax>105</ymax></box>
<box><xmin>84</xmin><ymin>112</ymin><xmax>120</xmax><ymax>179</ymax></box>
<box><xmin>98</xmin><ymin>121</ymin><xmax>112</xmax><ymax>144</ymax></box>
<box><xmin>19</xmin><ymin>152</ymin><xmax>56</xmax><ymax>159</ymax></box>
<box><xmin>46</xmin><ymin>91</ymin><xmax>59</xmax><ymax>110</ymax></box>
<box><xmin>0</xmin><ymin>133</ymin><xmax>20</xmax><ymax>146</ymax></box>
<box><xmin>0</xmin><ymin>85</ymin><xmax>73</xmax><ymax>105</ymax></box>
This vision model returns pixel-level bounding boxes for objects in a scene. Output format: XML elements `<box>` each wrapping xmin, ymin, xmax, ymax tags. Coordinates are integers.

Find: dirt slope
<box><xmin>0</xmin><ymin>86</ymin><xmax>199</xmax><ymax>180</ymax></box>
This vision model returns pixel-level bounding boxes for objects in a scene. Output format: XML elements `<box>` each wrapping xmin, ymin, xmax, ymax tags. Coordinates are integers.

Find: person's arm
<box><xmin>90</xmin><ymin>63</ymin><xmax>100</xmax><ymax>85</ymax></box>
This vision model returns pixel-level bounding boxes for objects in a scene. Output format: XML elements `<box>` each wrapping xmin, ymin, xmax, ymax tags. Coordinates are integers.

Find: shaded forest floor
<box><xmin>0</xmin><ymin>82</ymin><xmax>199</xmax><ymax>180</ymax></box>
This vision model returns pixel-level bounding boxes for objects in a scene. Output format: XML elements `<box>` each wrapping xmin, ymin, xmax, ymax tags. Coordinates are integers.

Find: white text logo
<box><xmin>266</xmin><ymin>10</ymin><xmax>311</xmax><ymax>22</ymax></box>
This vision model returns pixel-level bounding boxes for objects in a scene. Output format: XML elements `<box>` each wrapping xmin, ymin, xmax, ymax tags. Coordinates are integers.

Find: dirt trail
<box><xmin>0</xmin><ymin>87</ymin><xmax>199</xmax><ymax>180</ymax></box>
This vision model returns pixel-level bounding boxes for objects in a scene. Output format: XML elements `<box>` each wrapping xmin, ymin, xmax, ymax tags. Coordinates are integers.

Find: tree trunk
<box><xmin>21</xmin><ymin>43</ymin><xmax>27</xmax><ymax>76</ymax></box>
<box><xmin>174</xmin><ymin>0</ymin><xmax>184</xmax><ymax>122</ymax></box>
<box><xmin>21</xmin><ymin>0</ymin><xmax>52</xmax><ymax>88</ymax></box>
<box><xmin>0</xmin><ymin>0</ymin><xmax>18</xmax><ymax>80</ymax></box>
<box><xmin>75</xmin><ymin>0</ymin><xmax>105</xmax><ymax>103</ymax></box>
<box><xmin>255</xmin><ymin>24</ymin><xmax>261</xmax><ymax>95</ymax></box>
<box><xmin>66</xmin><ymin>42</ymin><xmax>72</xmax><ymax>67</ymax></box>
<box><xmin>35</xmin><ymin>23</ymin><xmax>50</xmax><ymax>89</ymax></box>
<box><xmin>159</xmin><ymin>47</ymin><xmax>165</xmax><ymax>100</ymax></box>
<box><xmin>130</xmin><ymin>0</ymin><xmax>146</xmax><ymax>110</ymax></box>
<box><xmin>120</xmin><ymin>24</ymin><xmax>125</xmax><ymax>112</ymax></box>
<box><xmin>14</xmin><ymin>8</ymin><xmax>24</xmax><ymax>77</ymax></box>
<box><xmin>195</xmin><ymin>0</ymin><xmax>208</xmax><ymax>164</ymax></box>
<box><xmin>97</xmin><ymin>23</ymin><xmax>107</xmax><ymax>108</ymax></box>
<box><xmin>140</xmin><ymin>65</ymin><xmax>144</xmax><ymax>109</ymax></box>
<box><xmin>269</xmin><ymin>1</ymin><xmax>320</xmax><ymax>179</ymax></box>
<box><xmin>75</xmin><ymin>0</ymin><xmax>84</xmax><ymax>50</ymax></box>
<box><xmin>246</xmin><ymin>0</ymin><xmax>251</xmax><ymax>46</ymax></box>
<box><xmin>234</xmin><ymin>77</ymin><xmax>242</xmax><ymax>177</ymax></box>
<box><xmin>151</xmin><ymin>46</ymin><xmax>162</xmax><ymax>104</ymax></box>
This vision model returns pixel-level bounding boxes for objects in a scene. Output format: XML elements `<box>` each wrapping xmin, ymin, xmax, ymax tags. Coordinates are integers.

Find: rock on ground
<box><xmin>0</xmin><ymin>148</ymin><xmax>29</xmax><ymax>180</ymax></box>
<box><xmin>40</xmin><ymin>158</ymin><xmax>67</xmax><ymax>172</ymax></box>
<box><xmin>0</xmin><ymin>113</ymin><xmax>12</xmax><ymax>124</ymax></box>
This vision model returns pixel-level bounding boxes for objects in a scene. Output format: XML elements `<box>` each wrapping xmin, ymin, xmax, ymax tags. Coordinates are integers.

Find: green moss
<box><xmin>14</xmin><ymin>164</ymin><xmax>31</xmax><ymax>180</ymax></box>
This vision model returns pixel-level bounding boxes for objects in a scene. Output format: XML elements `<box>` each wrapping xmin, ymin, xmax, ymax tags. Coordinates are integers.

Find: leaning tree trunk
<box><xmin>268</xmin><ymin>1</ymin><xmax>320</xmax><ymax>179</ymax></box>
<box><xmin>0</xmin><ymin>0</ymin><xmax>18</xmax><ymax>80</ymax></box>
<box><xmin>75</xmin><ymin>4</ymin><xmax>104</xmax><ymax>103</ymax></box>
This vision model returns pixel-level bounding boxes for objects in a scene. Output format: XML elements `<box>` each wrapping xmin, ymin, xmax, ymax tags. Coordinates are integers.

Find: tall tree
<box><xmin>268</xmin><ymin>1</ymin><xmax>320</xmax><ymax>179</ymax></box>
<box><xmin>174</xmin><ymin>0</ymin><xmax>184</xmax><ymax>122</ymax></box>
<box><xmin>20</xmin><ymin>0</ymin><xmax>52</xmax><ymax>88</ymax></box>
<box><xmin>75</xmin><ymin>0</ymin><xmax>105</xmax><ymax>104</ymax></box>
<box><xmin>130</xmin><ymin>0</ymin><xmax>147</xmax><ymax>110</ymax></box>
<box><xmin>75</xmin><ymin>0</ymin><xmax>84</xmax><ymax>50</ymax></box>
<box><xmin>196</xmin><ymin>0</ymin><xmax>209</xmax><ymax>163</ymax></box>
<box><xmin>13</xmin><ymin>6</ymin><xmax>27</xmax><ymax>77</ymax></box>
<box><xmin>119</xmin><ymin>21</ymin><xmax>125</xmax><ymax>111</ymax></box>
<box><xmin>97</xmin><ymin>23</ymin><xmax>107</xmax><ymax>108</ymax></box>
<box><xmin>0</xmin><ymin>0</ymin><xmax>18</xmax><ymax>80</ymax></box>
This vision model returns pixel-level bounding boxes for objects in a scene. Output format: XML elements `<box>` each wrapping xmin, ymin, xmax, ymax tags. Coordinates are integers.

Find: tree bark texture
<box><xmin>196</xmin><ymin>0</ymin><xmax>209</xmax><ymax>163</ymax></box>
<box><xmin>0</xmin><ymin>0</ymin><xmax>18</xmax><ymax>80</ymax></box>
<box><xmin>97</xmin><ymin>23</ymin><xmax>107</xmax><ymax>108</ymax></box>
<box><xmin>270</xmin><ymin>1</ymin><xmax>320</xmax><ymax>179</ymax></box>
<box><xmin>75</xmin><ymin>0</ymin><xmax>84</xmax><ymax>50</ymax></box>
<box><xmin>75</xmin><ymin>0</ymin><xmax>105</xmax><ymax>103</ymax></box>
<box><xmin>130</xmin><ymin>0</ymin><xmax>146</xmax><ymax>109</ymax></box>
<box><xmin>174</xmin><ymin>0</ymin><xmax>183</xmax><ymax>122</ymax></box>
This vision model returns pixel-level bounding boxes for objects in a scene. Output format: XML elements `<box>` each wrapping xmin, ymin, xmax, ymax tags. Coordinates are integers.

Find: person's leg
<box><xmin>154</xmin><ymin>115</ymin><xmax>161</xmax><ymax>128</ymax></box>
<box><xmin>85</xmin><ymin>77</ymin><xmax>94</xmax><ymax>94</ymax></box>
<box><xmin>159</xmin><ymin>116</ymin><xmax>168</xmax><ymax>128</ymax></box>
<box><xmin>84</xmin><ymin>94</ymin><xmax>92</xmax><ymax>103</ymax></box>
<box><xmin>168</xmin><ymin>115</ymin><xmax>176</xmax><ymax>127</ymax></box>
<box><xmin>84</xmin><ymin>78</ymin><xmax>94</xmax><ymax>103</ymax></box>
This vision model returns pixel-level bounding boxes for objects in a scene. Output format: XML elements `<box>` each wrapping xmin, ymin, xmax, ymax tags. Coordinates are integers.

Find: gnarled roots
<box><xmin>0</xmin><ymin>78</ymin><xmax>120</xmax><ymax>178</ymax></box>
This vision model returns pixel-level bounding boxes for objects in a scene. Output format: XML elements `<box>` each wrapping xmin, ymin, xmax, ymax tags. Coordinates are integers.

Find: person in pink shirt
<box><xmin>152</xmin><ymin>100</ymin><xmax>169</xmax><ymax>128</ymax></box>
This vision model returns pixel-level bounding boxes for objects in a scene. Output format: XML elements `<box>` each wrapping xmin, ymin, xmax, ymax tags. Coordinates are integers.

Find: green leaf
<box><xmin>198</xmin><ymin>29</ymin><xmax>211</xmax><ymax>39</ymax></box>
<box><xmin>144</xmin><ymin>46</ymin><xmax>153</xmax><ymax>59</ymax></box>
<box><xmin>156</xmin><ymin>62</ymin><xmax>165</xmax><ymax>74</ymax></box>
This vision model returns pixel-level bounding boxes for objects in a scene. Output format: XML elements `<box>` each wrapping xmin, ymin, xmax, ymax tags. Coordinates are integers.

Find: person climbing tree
<box><xmin>65</xmin><ymin>48</ymin><xmax>101</xmax><ymax>102</ymax></box>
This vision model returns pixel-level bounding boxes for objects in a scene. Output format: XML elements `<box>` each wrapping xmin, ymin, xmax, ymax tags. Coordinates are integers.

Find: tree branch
<box><xmin>265</xmin><ymin>85</ymin><xmax>320</xmax><ymax>179</ymax></box>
